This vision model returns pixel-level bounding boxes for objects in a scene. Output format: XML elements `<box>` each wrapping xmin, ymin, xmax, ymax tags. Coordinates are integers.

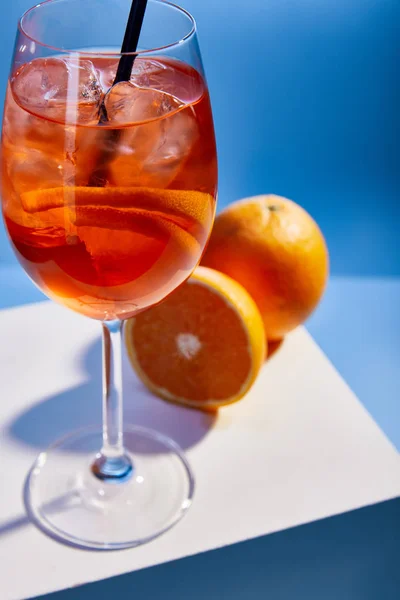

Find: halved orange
<box><xmin>125</xmin><ymin>266</ymin><xmax>267</xmax><ymax>411</ymax></box>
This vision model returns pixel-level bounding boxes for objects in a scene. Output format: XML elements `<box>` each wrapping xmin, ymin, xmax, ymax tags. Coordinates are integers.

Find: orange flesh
<box><xmin>130</xmin><ymin>281</ymin><xmax>252</xmax><ymax>402</ymax></box>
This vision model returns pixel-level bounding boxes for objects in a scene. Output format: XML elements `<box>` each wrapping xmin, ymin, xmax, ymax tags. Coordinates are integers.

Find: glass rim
<box><xmin>18</xmin><ymin>0</ymin><xmax>197</xmax><ymax>57</ymax></box>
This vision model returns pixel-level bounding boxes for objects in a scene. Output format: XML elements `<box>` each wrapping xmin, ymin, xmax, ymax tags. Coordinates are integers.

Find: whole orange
<box><xmin>201</xmin><ymin>195</ymin><xmax>329</xmax><ymax>340</ymax></box>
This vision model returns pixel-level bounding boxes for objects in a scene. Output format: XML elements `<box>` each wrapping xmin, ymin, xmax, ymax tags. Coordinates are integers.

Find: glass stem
<box><xmin>92</xmin><ymin>320</ymin><xmax>133</xmax><ymax>481</ymax></box>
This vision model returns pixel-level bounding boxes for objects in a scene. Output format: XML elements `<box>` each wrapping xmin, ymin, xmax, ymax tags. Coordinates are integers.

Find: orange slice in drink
<box><xmin>20</xmin><ymin>186</ymin><xmax>214</xmax><ymax>229</ymax></box>
<box><xmin>125</xmin><ymin>266</ymin><xmax>267</xmax><ymax>411</ymax></box>
<box><xmin>19</xmin><ymin>187</ymin><xmax>214</xmax><ymax>259</ymax></box>
<box><xmin>19</xmin><ymin>185</ymin><xmax>214</xmax><ymax>266</ymax></box>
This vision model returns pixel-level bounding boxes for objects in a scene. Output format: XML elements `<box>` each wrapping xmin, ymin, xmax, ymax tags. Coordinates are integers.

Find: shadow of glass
<box><xmin>8</xmin><ymin>337</ymin><xmax>217</xmax><ymax>454</ymax></box>
<box><xmin>0</xmin><ymin>478</ymin><xmax>85</xmax><ymax>544</ymax></box>
<box><xmin>0</xmin><ymin>514</ymin><xmax>30</xmax><ymax>539</ymax></box>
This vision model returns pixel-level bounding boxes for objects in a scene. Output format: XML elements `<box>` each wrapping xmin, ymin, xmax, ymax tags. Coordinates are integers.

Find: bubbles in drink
<box><xmin>12</xmin><ymin>57</ymin><xmax>103</xmax><ymax>124</ymax></box>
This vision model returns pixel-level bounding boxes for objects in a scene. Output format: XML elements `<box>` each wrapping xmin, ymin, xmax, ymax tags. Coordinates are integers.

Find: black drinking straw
<box><xmin>98</xmin><ymin>0</ymin><xmax>148</xmax><ymax>123</ymax></box>
<box><xmin>114</xmin><ymin>0</ymin><xmax>148</xmax><ymax>84</ymax></box>
<box><xmin>91</xmin><ymin>0</ymin><xmax>148</xmax><ymax>183</ymax></box>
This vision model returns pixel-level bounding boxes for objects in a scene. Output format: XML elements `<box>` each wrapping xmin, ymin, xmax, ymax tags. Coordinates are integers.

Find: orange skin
<box><xmin>202</xmin><ymin>195</ymin><xmax>329</xmax><ymax>341</ymax></box>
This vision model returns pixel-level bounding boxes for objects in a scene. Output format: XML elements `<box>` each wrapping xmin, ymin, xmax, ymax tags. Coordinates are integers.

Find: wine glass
<box><xmin>1</xmin><ymin>0</ymin><xmax>217</xmax><ymax>549</ymax></box>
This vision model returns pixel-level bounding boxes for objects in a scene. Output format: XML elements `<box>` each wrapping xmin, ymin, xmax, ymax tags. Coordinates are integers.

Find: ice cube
<box><xmin>12</xmin><ymin>57</ymin><xmax>103</xmax><ymax>124</ymax></box>
<box><xmin>130</xmin><ymin>58</ymin><xmax>202</xmax><ymax>104</ymax></box>
<box><xmin>103</xmin><ymin>81</ymin><xmax>184</xmax><ymax>124</ymax></box>
<box><xmin>143</xmin><ymin>109</ymin><xmax>199</xmax><ymax>186</ymax></box>
<box><xmin>108</xmin><ymin>100</ymin><xmax>199</xmax><ymax>188</ymax></box>
<box><xmin>7</xmin><ymin>148</ymin><xmax>65</xmax><ymax>194</ymax></box>
<box><xmin>99</xmin><ymin>57</ymin><xmax>167</xmax><ymax>91</ymax></box>
<box><xmin>99</xmin><ymin>57</ymin><xmax>202</xmax><ymax>104</ymax></box>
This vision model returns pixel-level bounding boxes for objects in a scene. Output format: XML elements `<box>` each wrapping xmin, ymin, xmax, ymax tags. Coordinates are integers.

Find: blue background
<box><xmin>0</xmin><ymin>1</ymin><xmax>399</xmax><ymax>598</ymax></box>
<box><xmin>1</xmin><ymin>0</ymin><xmax>399</xmax><ymax>276</ymax></box>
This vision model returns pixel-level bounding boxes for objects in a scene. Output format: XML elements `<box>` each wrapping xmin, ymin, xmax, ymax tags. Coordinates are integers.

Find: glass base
<box><xmin>25</xmin><ymin>425</ymin><xmax>195</xmax><ymax>550</ymax></box>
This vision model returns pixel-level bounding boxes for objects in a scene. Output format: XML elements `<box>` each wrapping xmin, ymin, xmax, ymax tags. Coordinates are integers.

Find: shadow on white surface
<box><xmin>32</xmin><ymin>498</ymin><xmax>400</xmax><ymax>600</ymax></box>
<box><xmin>7</xmin><ymin>336</ymin><xmax>284</xmax><ymax>455</ymax></box>
<box><xmin>0</xmin><ymin>513</ymin><xmax>29</xmax><ymax>538</ymax></box>
<box><xmin>0</xmin><ymin>483</ymin><xmax>92</xmax><ymax>549</ymax></box>
<box><xmin>0</xmin><ymin>334</ymin><xmax>216</xmax><ymax>546</ymax></box>
<box><xmin>0</xmin><ymin>337</ymin><xmax>283</xmax><ymax>546</ymax></box>
<box><xmin>7</xmin><ymin>337</ymin><xmax>217</xmax><ymax>454</ymax></box>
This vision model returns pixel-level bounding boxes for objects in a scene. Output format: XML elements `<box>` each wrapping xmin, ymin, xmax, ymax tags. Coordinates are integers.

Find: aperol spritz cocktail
<box><xmin>2</xmin><ymin>56</ymin><xmax>216</xmax><ymax>320</ymax></box>
<box><xmin>1</xmin><ymin>0</ymin><xmax>217</xmax><ymax>550</ymax></box>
